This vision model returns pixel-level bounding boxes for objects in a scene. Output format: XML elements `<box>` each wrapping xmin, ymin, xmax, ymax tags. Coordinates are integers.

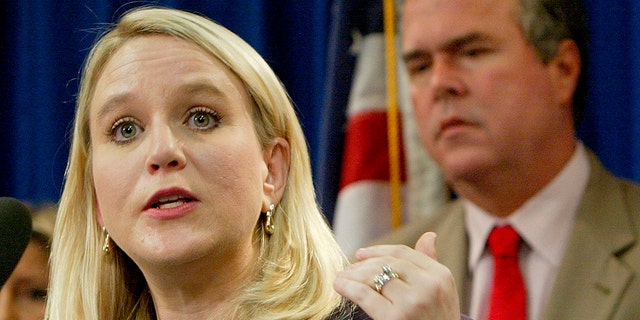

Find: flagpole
<box><xmin>383</xmin><ymin>0</ymin><xmax>403</xmax><ymax>229</ymax></box>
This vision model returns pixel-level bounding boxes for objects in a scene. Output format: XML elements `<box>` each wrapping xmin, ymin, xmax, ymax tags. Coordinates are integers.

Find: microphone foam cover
<box><xmin>0</xmin><ymin>197</ymin><xmax>32</xmax><ymax>287</ymax></box>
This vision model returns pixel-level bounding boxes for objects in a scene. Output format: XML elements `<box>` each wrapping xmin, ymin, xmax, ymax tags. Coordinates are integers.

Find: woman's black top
<box><xmin>326</xmin><ymin>303</ymin><xmax>370</xmax><ymax>320</ymax></box>
<box><xmin>325</xmin><ymin>301</ymin><xmax>472</xmax><ymax>320</ymax></box>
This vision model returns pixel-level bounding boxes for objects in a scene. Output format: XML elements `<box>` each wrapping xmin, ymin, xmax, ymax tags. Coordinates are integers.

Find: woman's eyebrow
<box><xmin>95</xmin><ymin>92</ymin><xmax>133</xmax><ymax>121</ymax></box>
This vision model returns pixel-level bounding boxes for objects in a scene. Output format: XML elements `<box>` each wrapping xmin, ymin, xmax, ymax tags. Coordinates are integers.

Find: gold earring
<box><xmin>102</xmin><ymin>227</ymin><xmax>111</xmax><ymax>254</ymax></box>
<box><xmin>264</xmin><ymin>203</ymin><xmax>275</xmax><ymax>235</ymax></box>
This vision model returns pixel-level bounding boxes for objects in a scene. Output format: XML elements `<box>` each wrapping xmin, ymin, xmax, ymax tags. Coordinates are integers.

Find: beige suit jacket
<box><xmin>372</xmin><ymin>153</ymin><xmax>640</xmax><ymax>319</ymax></box>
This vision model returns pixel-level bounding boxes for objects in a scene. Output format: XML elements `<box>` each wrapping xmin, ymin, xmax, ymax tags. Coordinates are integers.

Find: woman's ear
<box><xmin>262</xmin><ymin>137</ymin><xmax>290</xmax><ymax>209</ymax></box>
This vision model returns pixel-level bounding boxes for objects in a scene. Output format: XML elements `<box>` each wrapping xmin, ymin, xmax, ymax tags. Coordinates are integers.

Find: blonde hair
<box><xmin>47</xmin><ymin>7</ymin><xmax>349</xmax><ymax>320</ymax></box>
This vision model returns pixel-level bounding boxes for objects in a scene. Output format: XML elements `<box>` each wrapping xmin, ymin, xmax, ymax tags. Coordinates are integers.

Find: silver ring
<box><xmin>373</xmin><ymin>264</ymin><xmax>399</xmax><ymax>293</ymax></box>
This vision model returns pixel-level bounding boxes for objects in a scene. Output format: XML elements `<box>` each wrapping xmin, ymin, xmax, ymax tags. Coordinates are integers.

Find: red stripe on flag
<box><xmin>339</xmin><ymin>110</ymin><xmax>406</xmax><ymax>189</ymax></box>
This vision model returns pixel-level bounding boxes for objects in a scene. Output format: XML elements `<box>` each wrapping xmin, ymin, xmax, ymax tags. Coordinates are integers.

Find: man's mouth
<box><xmin>440</xmin><ymin>118</ymin><xmax>468</xmax><ymax>132</ymax></box>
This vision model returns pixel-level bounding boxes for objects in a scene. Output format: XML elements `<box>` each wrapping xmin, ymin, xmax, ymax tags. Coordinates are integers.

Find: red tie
<box><xmin>488</xmin><ymin>225</ymin><xmax>527</xmax><ymax>320</ymax></box>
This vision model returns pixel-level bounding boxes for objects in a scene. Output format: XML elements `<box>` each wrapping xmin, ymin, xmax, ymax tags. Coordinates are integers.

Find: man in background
<box><xmin>374</xmin><ymin>0</ymin><xmax>640</xmax><ymax>319</ymax></box>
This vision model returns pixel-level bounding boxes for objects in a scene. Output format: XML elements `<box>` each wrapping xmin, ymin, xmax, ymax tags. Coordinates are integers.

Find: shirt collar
<box><xmin>466</xmin><ymin>142</ymin><xmax>590</xmax><ymax>270</ymax></box>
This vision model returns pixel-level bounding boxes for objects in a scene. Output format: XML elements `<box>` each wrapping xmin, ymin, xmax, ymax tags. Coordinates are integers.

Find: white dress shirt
<box><xmin>465</xmin><ymin>143</ymin><xmax>590</xmax><ymax>320</ymax></box>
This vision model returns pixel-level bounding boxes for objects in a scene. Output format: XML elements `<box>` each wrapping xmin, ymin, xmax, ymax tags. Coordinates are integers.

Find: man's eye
<box><xmin>406</xmin><ymin>60</ymin><xmax>432</xmax><ymax>77</ymax></box>
<box><xmin>464</xmin><ymin>47</ymin><xmax>490</xmax><ymax>57</ymax></box>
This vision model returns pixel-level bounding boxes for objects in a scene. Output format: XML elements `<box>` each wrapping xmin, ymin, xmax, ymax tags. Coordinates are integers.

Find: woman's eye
<box><xmin>29</xmin><ymin>288</ymin><xmax>47</xmax><ymax>301</ymax></box>
<box><xmin>193</xmin><ymin>113</ymin><xmax>210</xmax><ymax>127</ymax></box>
<box><xmin>111</xmin><ymin>118</ymin><xmax>142</xmax><ymax>143</ymax></box>
<box><xmin>16</xmin><ymin>287</ymin><xmax>47</xmax><ymax>303</ymax></box>
<box><xmin>186</xmin><ymin>108</ymin><xmax>221</xmax><ymax>130</ymax></box>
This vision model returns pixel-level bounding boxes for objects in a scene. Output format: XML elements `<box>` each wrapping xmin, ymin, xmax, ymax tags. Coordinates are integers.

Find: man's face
<box><xmin>402</xmin><ymin>0</ymin><xmax>577</xmax><ymax>185</ymax></box>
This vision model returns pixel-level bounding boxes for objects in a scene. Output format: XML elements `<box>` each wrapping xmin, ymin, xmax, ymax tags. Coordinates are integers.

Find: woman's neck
<box><xmin>141</xmin><ymin>245</ymin><xmax>259</xmax><ymax>320</ymax></box>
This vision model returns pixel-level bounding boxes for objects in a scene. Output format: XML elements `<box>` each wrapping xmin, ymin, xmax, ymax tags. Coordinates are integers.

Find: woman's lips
<box><xmin>144</xmin><ymin>188</ymin><xmax>199</xmax><ymax>219</ymax></box>
<box><xmin>151</xmin><ymin>195</ymin><xmax>193</xmax><ymax>209</ymax></box>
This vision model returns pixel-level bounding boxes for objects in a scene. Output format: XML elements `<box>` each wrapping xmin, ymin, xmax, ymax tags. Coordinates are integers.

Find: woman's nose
<box><xmin>145</xmin><ymin>126</ymin><xmax>187</xmax><ymax>174</ymax></box>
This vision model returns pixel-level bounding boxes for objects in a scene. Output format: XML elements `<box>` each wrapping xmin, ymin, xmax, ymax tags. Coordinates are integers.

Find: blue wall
<box><xmin>1</xmin><ymin>1</ymin><xmax>639</xmax><ymax>221</ymax></box>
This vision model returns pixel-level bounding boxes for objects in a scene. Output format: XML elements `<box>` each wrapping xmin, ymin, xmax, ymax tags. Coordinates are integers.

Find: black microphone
<box><xmin>0</xmin><ymin>197</ymin><xmax>32</xmax><ymax>287</ymax></box>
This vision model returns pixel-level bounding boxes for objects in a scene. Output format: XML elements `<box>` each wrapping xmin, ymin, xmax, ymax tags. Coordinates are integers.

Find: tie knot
<box><xmin>488</xmin><ymin>225</ymin><xmax>521</xmax><ymax>259</ymax></box>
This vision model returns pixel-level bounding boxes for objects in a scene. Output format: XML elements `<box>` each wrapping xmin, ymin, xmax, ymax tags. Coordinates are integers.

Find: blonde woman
<box><xmin>46</xmin><ymin>7</ymin><xmax>460</xmax><ymax>320</ymax></box>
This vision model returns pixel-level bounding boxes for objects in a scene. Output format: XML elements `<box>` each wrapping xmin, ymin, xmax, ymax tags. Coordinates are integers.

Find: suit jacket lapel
<box><xmin>432</xmin><ymin>201</ymin><xmax>470</xmax><ymax>311</ymax></box>
<box><xmin>541</xmin><ymin>154</ymin><xmax>637</xmax><ymax>320</ymax></box>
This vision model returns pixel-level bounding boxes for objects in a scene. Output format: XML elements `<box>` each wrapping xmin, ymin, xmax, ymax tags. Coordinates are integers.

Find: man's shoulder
<box><xmin>613</xmin><ymin>174</ymin><xmax>640</xmax><ymax>206</ymax></box>
<box><xmin>586</xmin><ymin>153</ymin><xmax>640</xmax><ymax>219</ymax></box>
<box><xmin>368</xmin><ymin>200</ymin><xmax>465</xmax><ymax>247</ymax></box>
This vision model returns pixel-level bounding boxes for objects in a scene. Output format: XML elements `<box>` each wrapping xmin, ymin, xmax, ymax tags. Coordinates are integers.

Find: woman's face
<box><xmin>89</xmin><ymin>35</ymin><xmax>271</xmax><ymax>271</ymax></box>
<box><xmin>0</xmin><ymin>240</ymin><xmax>48</xmax><ymax>320</ymax></box>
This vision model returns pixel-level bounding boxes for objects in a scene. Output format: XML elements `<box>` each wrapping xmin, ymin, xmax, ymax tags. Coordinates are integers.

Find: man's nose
<box><xmin>429</xmin><ymin>58</ymin><xmax>467</xmax><ymax>101</ymax></box>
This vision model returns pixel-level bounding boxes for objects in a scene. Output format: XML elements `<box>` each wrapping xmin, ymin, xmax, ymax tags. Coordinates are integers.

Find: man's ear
<box><xmin>262</xmin><ymin>137</ymin><xmax>290</xmax><ymax>210</ymax></box>
<box><xmin>548</xmin><ymin>39</ymin><xmax>581</xmax><ymax>108</ymax></box>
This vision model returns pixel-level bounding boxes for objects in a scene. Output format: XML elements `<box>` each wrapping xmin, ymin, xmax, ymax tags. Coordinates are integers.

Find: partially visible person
<box><xmin>373</xmin><ymin>0</ymin><xmax>640</xmax><ymax>319</ymax></box>
<box><xmin>0</xmin><ymin>204</ymin><xmax>56</xmax><ymax>320</ymax></box>
<box><xmin>45</xmin><ymin>7</ymin><xmax>462</xmax><ymax>320</ymax></box>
